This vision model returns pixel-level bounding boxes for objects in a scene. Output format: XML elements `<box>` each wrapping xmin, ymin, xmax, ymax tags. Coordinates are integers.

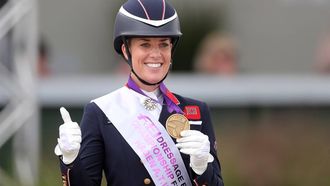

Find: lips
<box><xmin>145</xmin><ymin>63</ymin><xmax>162</xmax><ymax>68</ymax></box>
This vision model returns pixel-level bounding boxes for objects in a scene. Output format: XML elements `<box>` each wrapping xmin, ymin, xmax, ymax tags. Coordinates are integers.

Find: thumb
<box><xmin>60</xmin><ymin>107</ymin><xmax>72</xmax><ymax>123</ymax></box>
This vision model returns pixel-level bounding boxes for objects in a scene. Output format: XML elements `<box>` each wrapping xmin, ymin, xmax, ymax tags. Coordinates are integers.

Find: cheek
<box><xmin>131</xmin><ymin>51</ymin><xmax>145</xmax><ymax>65</ymax></box>
<box><xmin>164</xmin><ymin>52</ymin><xmax>172</xmax><ymax>62</ymax></box>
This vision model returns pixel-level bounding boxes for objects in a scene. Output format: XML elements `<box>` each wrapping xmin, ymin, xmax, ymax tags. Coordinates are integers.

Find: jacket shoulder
<box><xmin>173</xmin><ymin>93</ymin><xmax>207</xmax><ymax>107</ymax></box>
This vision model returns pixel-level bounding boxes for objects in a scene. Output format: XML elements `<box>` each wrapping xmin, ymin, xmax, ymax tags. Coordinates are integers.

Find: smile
<box><xmin>145</xmin><ymin>63</ymin><xmax>162</xmax><ymax>68</ymax></box>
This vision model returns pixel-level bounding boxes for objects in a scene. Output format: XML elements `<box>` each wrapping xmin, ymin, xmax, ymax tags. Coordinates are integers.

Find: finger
<box><xmin>64</xmin><ymin>143</ymin><xmax>81</xmax><ymax>152</ymax></box>
<box><xmin>59</xmin><ymin>134</ymin><xmax>82</xmax><ymax>143</ymax></box>
<box><xmin>59</xmin><ymin>129</ymin><xmax>81</xmax><ymax>139</ymax></box>
<box><xmin>177</xmin><ymin>135</ymin><xmax>206</xmax><ymax>143</ymax></box>
<box><xmin>207</xmin><ymin>154</ymin><xmax>214</xmax><ymax>163</ymax></box>
<box><xmin>180</xmin><ymin>130</ymin><xmax>203</xmax><ymax>137</ymax></box>
<box><xmin>176</xmin><ymin>142</ymin><xmax>202</xmax><ymax>149</ymax></box>
<box><xmin>71</xmin><ymin>135</ymin><xmax>82</xmax><ymax>143</ymax></box>
<box><xmin>54</xmin><ymin>143</ymin><xmax>63</xmax><ymax>156</ymax></box>
<box><xmin>70</xmin><ymin>128</ymin><xmax>82</xmax><ymax>136</ymax></box>
<box><xmin>59</xmin><ymin>123</ymin><xmax>80</xmax><ymax>131</ymax></box>
<box><xmin>60</xmin><ymin>122</ymin><xmax>80</xmax><ymax>130</ymax></box>
<box><xmin>179</xmin><ymin>148</ymin><xmax>199</xmax><ymax>155</ymax></box>
<box><xmin>60</xmin><ymin>107</ymin><xmax>72</xmax><ymax>123</ymax></box>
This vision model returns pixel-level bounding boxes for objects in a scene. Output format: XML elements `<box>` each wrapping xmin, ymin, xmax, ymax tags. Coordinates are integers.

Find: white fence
<box><xmin>2</xmin><ymin>74</ymin><xmax>330</xmax><ymax>107</ymax></box>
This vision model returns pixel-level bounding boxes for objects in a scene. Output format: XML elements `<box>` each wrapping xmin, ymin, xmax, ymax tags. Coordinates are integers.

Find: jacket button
<box><xmin>144</xmin><ymin>178</ymin><xmax>151</xmax><ymax>185</ymax></box>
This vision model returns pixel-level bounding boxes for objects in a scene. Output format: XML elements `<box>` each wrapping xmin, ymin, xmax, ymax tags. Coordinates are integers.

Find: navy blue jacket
<box><xmin>59</xmin><ymin>94</ymin><xmax>224</xmax><ymax>186</ymax></box>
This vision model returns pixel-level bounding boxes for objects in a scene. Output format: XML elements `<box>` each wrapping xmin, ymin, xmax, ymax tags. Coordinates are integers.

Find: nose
<box><xmin>149</xmin><ymin>47</ymin><xmax>162</xmax><ymax>58</ymax></box>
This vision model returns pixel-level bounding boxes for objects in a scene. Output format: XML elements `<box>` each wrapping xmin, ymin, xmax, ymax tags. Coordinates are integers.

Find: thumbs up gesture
<box><xmin>54</xmin><ymin>107</ymin><xmax>81</xmax><ymax>165</ymax></box>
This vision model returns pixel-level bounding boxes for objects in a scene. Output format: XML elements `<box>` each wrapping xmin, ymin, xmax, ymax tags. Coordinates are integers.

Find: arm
<box><xmin>193</xmin><ymin>102</ymin><xmax>224</xmax><ymax>186</ymax></box>
<box><xmin>176</xmin><ymin>102</ymin><xmax>224</xmax><ymax>186</ymax></box>
<box><xmin>58</xmin><ymin>103</ymin><xmax>104</xmax><ymax>186</ymax></box>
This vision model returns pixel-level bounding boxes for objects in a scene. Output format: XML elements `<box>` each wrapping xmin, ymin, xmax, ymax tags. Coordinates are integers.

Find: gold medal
<box><xmin>166</xmin><ymin>114</ymin><xmax>190</xmax><ymax>139</ymax></box>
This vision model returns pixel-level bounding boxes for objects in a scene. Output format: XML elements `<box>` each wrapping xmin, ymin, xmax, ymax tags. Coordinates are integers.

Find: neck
<box><xmin>130</xmin><ymin>73</ymin><xmax>159</xmax><ymax>92</ymax></box>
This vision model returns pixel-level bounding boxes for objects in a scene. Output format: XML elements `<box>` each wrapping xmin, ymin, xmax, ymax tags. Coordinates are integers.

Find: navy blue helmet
<box><xmin>113</xmin><ymin>0</ymin><xmax>182</xmax><ymax>55</ymax></box>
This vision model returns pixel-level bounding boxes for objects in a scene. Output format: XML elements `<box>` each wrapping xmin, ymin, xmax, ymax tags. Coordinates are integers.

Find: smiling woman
<box><xmin>54</xmin><ymin>0</ymin><xmax>224</xmax><ymax>185</ymax></box>
<box><xmin>122</xmin><ymin>37</ymin><xmax>173</xmax><ymax>91</ymax></box>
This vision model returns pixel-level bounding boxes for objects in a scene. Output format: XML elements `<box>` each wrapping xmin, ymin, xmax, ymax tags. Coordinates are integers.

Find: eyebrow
<box><xmin>138</xmin><ymin>38</ymin><xmax>170</xmax><ymax>42</ymax></box>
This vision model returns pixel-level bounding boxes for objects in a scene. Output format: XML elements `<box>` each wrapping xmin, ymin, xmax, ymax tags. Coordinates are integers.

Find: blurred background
<box><xmin>1</xmin><ymin>0</ymin><xmax>330</xmax><ymax>185</ymax></box>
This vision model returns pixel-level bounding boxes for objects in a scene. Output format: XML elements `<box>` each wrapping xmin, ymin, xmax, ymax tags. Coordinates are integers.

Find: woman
<box><xmin>194</xmin><ymin>32</ymin><xmax>238</xmax><ymax>75</ymax></box>
<box><xmin>55</xmin><ymin>0</ymin><xmax>224</xmax><ymax>185</ymax></box>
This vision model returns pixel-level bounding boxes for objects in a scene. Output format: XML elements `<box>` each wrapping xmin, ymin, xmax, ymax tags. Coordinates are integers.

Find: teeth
<box><xmin>146</xmin><ymin>63</ymin><xmax>161</xmax><ymax>68</ymax></box>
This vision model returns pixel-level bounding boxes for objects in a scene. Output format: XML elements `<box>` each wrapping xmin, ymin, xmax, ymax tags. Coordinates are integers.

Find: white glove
<box><xmin>54</xmin><ymin>107</ymin><xmax>81</xmax><ymax>165</ymax></box>
<box><xmin>176</xmin><ymin>130</ymin><xmax>214</xmax><ymax>175</ymax></box>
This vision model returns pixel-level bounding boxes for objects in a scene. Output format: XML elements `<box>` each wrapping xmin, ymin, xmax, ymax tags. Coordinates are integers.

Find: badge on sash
<box><xmin>143</xmin><ymin>98</ymin><xmax>157</xmax><ymax>111</ymax></box>
<box><xmin>166</xmin><ymin>114</ymin><xmax>190</xmax><ymax>139</ymax></box>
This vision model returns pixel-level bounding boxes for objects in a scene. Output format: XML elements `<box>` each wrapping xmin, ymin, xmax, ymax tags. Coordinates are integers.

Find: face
<box><xmin>122</xmin><ymin>37</ymin><xmax>172</xmax><ymax>88</ymax></box>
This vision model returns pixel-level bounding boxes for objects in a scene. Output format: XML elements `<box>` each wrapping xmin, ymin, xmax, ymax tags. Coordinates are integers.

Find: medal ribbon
<box><xmin>126</xmin><ymin>76</ymin><xmax>183</xmax><ymax>114</ymax></box>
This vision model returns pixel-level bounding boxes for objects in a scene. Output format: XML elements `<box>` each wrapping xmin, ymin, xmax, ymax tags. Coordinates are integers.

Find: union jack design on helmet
<box><xmin>113</xmin><ymin>0</ymin><xmax>182</xmax><ymax>55</ymax></box>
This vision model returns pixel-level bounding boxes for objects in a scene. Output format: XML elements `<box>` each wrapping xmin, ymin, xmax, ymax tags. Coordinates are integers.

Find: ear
<box><xmin>121</xmin><ymin>44</ymin><xmax>129</xmax><ymax>60</ymax></box>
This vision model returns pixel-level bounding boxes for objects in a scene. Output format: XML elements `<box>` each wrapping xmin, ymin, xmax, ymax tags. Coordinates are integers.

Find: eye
<box><xmin>160</xmin><ymin>42</ymin><xmax>170</xmax><ymax>48</ymax></box>
<box><xmin>140</xmin><ymin>43</ymin><xmax>151</xmax><ymax>48</ymax></box>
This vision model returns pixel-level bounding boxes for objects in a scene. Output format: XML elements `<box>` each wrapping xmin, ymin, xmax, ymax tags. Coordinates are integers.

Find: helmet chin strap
<box><xmin>123</xmin><ymin>38</ymin><xmax>170</xmax><ymax>86</ymax></box>
<box><xmin>131</xmin><ymin>67</ymin><xmax>168</xmax><ymax>86</ymax></box>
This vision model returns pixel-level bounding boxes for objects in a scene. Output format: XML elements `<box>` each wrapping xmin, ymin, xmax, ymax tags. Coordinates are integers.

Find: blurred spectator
<box><xmin>193</xmin><ymin>31</ymin><xmax>239</xmax><ymax>75</ymax></box>
<box><xmin>315</xmin><ymin>33</ymin><xmax>330</xmax><ymax>74</ymax></box>
<box><xmin>37</xmin><ymin>37</ymin><xmax>51</xmax><ymax>77</ymax></box>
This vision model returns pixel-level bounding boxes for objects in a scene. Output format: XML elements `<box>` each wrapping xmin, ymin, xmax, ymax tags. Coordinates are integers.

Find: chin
<box><xmin>146</xmin><ymin>78</ymin><xmax>162</xmax><ymax>84</ymax></box>
<box><xmin>144</xmin><ymin>75</ymin><xmax>165</xmax><ymax>84</ymax></box>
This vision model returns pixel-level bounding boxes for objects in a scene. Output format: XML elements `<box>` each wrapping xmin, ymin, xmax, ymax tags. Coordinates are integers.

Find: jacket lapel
<box><xmin>158</xmin><ymin>104</ymin><xmax>173</xmax><ymax>127</ymax></box>
<box><xmin>159</xmin><ymin>94</ymin><xmax>186</xmax><ymax>126</ymax></box>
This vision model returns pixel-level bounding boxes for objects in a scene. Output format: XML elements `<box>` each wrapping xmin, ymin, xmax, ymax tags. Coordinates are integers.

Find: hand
<box><xmin>176</xmin><ymin>130</ymin><xmax>214</xmax><ymax>175</ymax></box>
<box><xmin>54</xmin><ymin>107</ymin><xmax>81</xmax><ymax>165</ymax></box>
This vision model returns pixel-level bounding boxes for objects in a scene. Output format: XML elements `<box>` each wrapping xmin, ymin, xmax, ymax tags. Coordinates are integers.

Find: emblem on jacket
<box><xmin>184</xmin><ymin>105</ymin><xmax>201</xmax><ymax>120</ymax></box>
